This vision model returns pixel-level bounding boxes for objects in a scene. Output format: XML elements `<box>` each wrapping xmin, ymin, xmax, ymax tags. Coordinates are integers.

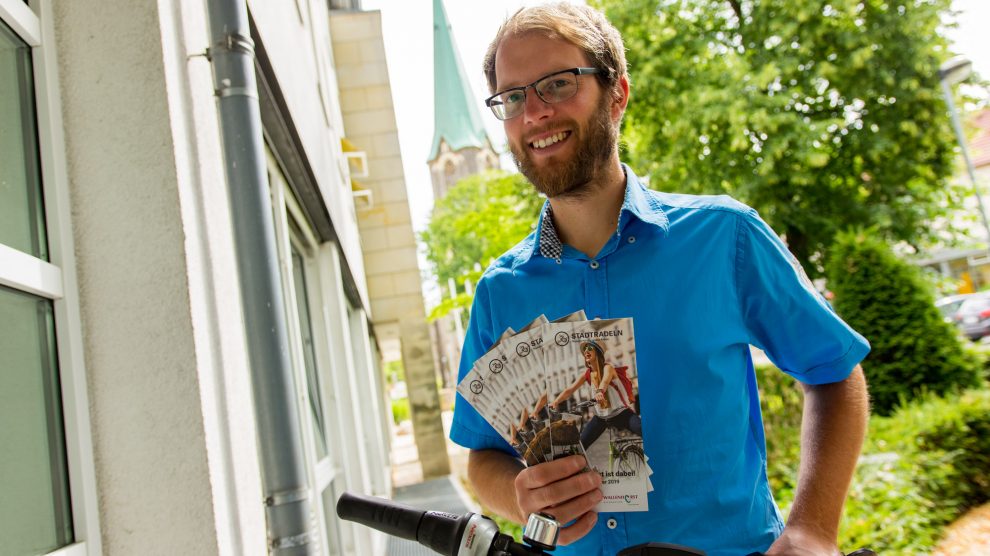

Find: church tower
<box><xmin>428</xmin><ymin>0</ymin><xmax>500</xmax><ymax>389</ymax></box>
<box><xmin>428</xmin><ymin>0</ymin><xmax>499</xmax><ymax>200</ymax></box>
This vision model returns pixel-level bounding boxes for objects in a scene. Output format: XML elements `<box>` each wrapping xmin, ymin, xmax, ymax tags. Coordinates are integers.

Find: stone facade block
<box><xmin>365</xmin><ymin>247</ymin><xmax>418</xmax><ymax>276</ymax></box>
<box><xmin>357</xmin><ymin>206</ymin><xmax>387</xmax><ymax>229</ymax></box>
<box><xmin>366</xmin><ymin>274</ymin><xmax>395</xmax><ymax>298</ymax></box>
<box><xmin>333</xmin><ymin>41</ymin><xmax>362</xmax><ymax>66</ymax></box>
<box><xmin>385</xmin><ymin>224</ymin><xmax>416</xmax><ymax>249</ymax></box>
<box><xmin>365</xmin><ymin>86</ymin><xmax>394</xmax><ymax>110</ymax></box>
<box><xmin>342</xmin><ymin>108</ymin><xmax>396</xmax><ymax>136</ymax></box>
<box><xmin>329</xmin><ymin>13</ymin><xmax>378</xmax><ymax>42</ymax></box>
<box><xmin>376</xmin><ymin>179</ymin><xmax>409</xmax><ymax>204</ymax></box>
<box><xmin>383</xmin><ymin>200</ymin><xmax>412</xmax><ymax>226</ymax></box>
<box><xmin>393</xmin><ymin>270</ymin><xmax>425</xmax><ymax>296</ymax></box>
<box><xmin>340</xmin><ymin>88</ymin><xmax>369</xmax><ymax>112</ymax></box>
<box><xmin>372</xmin><ymin>294</ymin><xmax>426</xmax><ymax>323</ymax></box>
<box><xmin>371</xmin><ymin>133</ymin><xmax>401</xmax><ymax>157</ymax></box>
<box><xmin>369</xmin><ymin>156</ymin><xmax>405</xmax><ymax>181</ymax></box>
<box><xmin>357</xmin><ymin>225</ymin><xmax>388</xmax><ymax>251</ymax></box>
<box><xmin>360</xmin><ymin>38</ymin><xmax>387</xmax><ymax>62</ymax></box>
<box><xmin>335</xmin><ymin>62</ymin><xmax>389</xmax><ymax>90</ymax></box>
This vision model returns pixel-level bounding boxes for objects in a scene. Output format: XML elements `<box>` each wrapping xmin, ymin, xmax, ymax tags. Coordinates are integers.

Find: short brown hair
<box><xmin>482</xmin><ymin>3</ymin><xmax>627</xmax><ymax>96</ymax></box>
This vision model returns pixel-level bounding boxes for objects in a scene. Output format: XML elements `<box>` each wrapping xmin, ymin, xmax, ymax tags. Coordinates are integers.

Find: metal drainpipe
<box><xmin>205</xmin><ymin>0</ymin><xmax>316</xmax><ymax>553</ymax></box>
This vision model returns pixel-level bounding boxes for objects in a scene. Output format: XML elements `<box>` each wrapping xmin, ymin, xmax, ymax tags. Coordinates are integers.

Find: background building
<box><xmin>918</xmin><ymin>109</ymin><xmax>990</xmax><ymax>289</ymax></box>
<box><xmin>0</xmin><ymin>0</ymin><xmax>443</xmax><ymax>554</ymax></box>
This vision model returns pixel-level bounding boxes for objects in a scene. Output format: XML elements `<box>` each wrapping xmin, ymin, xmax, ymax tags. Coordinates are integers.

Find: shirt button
<box><xmin>606</xmin><ymin>517</ymin><xmax>617</xmax><ymax>529</ymax></box>
<box><xmin>589</xmin><ymin>260</ymin><xmax>600</xmax><ymax>269</ymax></box>
<box><xmin>627</xmin><ymin>235</ymin><xmax>636</xmax><ymax>243</ymax></box>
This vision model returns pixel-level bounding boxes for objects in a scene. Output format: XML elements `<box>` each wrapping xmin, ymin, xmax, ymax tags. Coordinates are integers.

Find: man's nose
<box><xmin>522</xmin><ymin>88</ymin><xmax>553</xmax><ymax>123</ymax></box>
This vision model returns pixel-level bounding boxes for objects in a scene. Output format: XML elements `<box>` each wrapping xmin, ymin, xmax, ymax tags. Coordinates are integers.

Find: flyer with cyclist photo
<box><xmin>541</xmin><ymin>317</ymin><xmax>650</xmax><ymax>512</ymax></box>
<box><xmin>457</xmin><ymin>313</ymin><xmax>651</xmax><ymax>511</ymax></box>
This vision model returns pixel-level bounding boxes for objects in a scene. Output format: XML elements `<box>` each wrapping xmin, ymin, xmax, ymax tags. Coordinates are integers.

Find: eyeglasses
<box><xmin>485</xmin><ymin>67</ymin><xmax>601</xmax><ymax>121</ymax></box>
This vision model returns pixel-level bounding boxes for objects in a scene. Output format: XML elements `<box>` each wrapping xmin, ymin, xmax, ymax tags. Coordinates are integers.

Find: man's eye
<box><xmin>541</xmin><ymin>78</ymin><xmax>570</xmax><ymax>93</ymax></box>
<box><xmin>505</xmin><ymin>91</ymin><xmax>525</xmax><ymax>104</ymax></box>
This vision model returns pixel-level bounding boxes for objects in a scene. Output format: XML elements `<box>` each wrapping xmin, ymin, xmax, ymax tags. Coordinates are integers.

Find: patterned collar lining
<box><xmin>538</xmin><ymin>203</ymin><xmax>565</xmax><ymax>260</ymax></box>
<box><xmin>538</xmin><ymin>201</ymin><xmax>626</xmax><ymax>260</ymax></box>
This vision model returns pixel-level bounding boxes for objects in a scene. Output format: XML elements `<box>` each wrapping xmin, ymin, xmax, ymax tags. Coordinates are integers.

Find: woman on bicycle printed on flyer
<box><xmin>551</xmin><ymin>339</ymin><xmax>642</xmax><ymax>449</ymax></box>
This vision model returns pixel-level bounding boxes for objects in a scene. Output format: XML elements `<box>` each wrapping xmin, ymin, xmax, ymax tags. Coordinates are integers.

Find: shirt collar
<box><xmin>534</xmin><ymin>164</ymin><xmax>669</xmax><ymax>261</ymax></box>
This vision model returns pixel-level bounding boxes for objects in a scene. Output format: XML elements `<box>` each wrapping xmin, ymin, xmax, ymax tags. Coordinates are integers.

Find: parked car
<box><xmin>936</xmin><ymin>293</ymin><xmax>976</xmax><ymax>324</ymax></box>
<box><xmin>953</xmin><ymin>293</ymin><xmax>990</xmax><ymax>340</ymax></box>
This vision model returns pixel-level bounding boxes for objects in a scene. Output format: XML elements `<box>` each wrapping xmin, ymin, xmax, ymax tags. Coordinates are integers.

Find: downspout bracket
<box><xmin>271</xmin><ymin>532</ymin><xmax>315</xmax><ymax>550</ymax></box>
<box><xmin>265</xmin><ymin>488</ymin><xmax>311</xmax><ymax>507</ymax></box>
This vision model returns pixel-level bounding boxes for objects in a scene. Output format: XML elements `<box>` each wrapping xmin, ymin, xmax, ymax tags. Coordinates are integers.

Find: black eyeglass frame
<box><xmin>484</xmin><ymin>67</ymin><xmax>602</xmax><ymax>120</ymax></box>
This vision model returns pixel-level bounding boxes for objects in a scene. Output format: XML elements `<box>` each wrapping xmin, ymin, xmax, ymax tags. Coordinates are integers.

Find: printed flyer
<box><xmin>458</xmin><ymin>313</ymin><xmax>651</xmax><ymax>512</ymax></box>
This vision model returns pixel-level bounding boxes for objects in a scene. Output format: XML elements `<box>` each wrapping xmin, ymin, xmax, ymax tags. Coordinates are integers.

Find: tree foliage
<box><xmin>421</xmin><ymin>170</ymin><xmax>544</xmax><ymax>310</ymax></box>
<box><xmin>594</xmin><ymin>0</ymin><xmax>965</xmax><ymax>274</ymax></box>
<box><xmin>827</xmin><ymin>229</ymin><xmax>983</xmax><ymax>415</ymax></box>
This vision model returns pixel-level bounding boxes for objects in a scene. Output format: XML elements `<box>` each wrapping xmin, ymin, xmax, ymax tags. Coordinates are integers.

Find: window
<box><xmin>267</xmin><ymin>147</ymin><xmax>349</xmax><ymax>555</ymax></box>
<box><xmin>0</xmin><ymin>286</ymin><xmax>72</xmax><ymax>554</ymax></box>
<box><xmin>1</xmin><ymin>2</ymin><xmax>98</xmax><ymax>555</ymax></box>
<box><xmin>1</xmin><ymin>15</ymin><xmax>46</xmax><ymax>259</ymax></box>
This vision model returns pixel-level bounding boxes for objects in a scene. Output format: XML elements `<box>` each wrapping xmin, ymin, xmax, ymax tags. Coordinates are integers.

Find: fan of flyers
<box><xmin>457</xmin><ymin>311</ymin><xmax>653</xmax><ymax>512</ymax></box>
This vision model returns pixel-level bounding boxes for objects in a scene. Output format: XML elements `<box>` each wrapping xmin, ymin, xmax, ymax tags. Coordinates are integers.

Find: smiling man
<box><xmin>449</xmin><ymin>4</ymin><xmax>871</xmax><ymax>556</ymax></box>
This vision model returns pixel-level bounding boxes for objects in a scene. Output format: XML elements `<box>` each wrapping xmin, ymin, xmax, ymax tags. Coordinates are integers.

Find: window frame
<box><xmin>266</xmin><ymin>146</ymin><xmax>351</xmax><ymax>555</ymax></box>
<box><xmin>0</xmin><ymin>1</ymin><xmax>102</xmax><ymax>554</ymax></box>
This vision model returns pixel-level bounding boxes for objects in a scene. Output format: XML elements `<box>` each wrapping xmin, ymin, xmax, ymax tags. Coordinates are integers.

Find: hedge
<box><xmin>757</xmin><ymin>359</ymin><xmax>990</xmax><ymax>554</ymax></box>
<box><xmin>827</xmin><ymin>230</ymin><xmax>983</xmax><ymax>415</ymax></box>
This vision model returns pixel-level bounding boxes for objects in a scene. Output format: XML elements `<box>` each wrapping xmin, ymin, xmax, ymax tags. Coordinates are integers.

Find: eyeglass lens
<box><xmin>491</xmin><ymin>71</ymin><xmax>579</xmax><ymax>120</ymax></box>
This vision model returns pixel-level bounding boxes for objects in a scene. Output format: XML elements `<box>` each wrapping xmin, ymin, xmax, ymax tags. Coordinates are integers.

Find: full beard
<box><xmin>510</xmin><ymin>98</ymin><xmax>618</xmax><ymax>199</ymax></box>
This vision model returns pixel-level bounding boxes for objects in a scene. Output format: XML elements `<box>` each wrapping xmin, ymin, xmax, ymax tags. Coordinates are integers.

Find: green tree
<box><xmin>827</xmin><ymin>229</ymin><xmax>983</xmax><ymax>415</ymax></box>
<box><xmin>595</xmin><ymin>0</ymin><xmax>966</xmax><ymax>274</ymax></box>
<box><xmin>421</xmin><ymin>170</ymin><xmax>543</xmax><ymax>317</ymax></box>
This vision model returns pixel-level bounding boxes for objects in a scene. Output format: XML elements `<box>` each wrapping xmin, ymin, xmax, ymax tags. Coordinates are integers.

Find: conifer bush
<box><xmin>827</xmin><ymin>230</ymin><xmax>983</xmax><ymax>416</ymax></box>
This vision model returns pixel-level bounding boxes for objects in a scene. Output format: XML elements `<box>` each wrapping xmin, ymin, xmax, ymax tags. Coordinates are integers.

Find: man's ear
<box><xmin>611</xmin><ymin>74</ymin><xmax>630</xmax><ymax>120</ymax></box>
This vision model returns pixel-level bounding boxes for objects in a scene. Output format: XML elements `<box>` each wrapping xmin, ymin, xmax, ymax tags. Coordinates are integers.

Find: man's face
<box><xmin>494</xmin><ymin>33</ymin><xmax>620</xmax><ymax>198</ymax></box>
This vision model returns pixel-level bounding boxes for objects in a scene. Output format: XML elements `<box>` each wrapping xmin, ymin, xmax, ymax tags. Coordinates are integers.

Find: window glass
<box><xmin>0</xmin><ymin>19</ymin><xmax>48</xmax><ymax>259</ymax></box>
<box><xmin>0</xmin><ymin>286</ymin><xmax>73</xmax><ymax>554</ymax></box>
<box><xmin>291</xmin><ymin>247</ymin><xmax>329</xmax><ymax>459</ymax></box>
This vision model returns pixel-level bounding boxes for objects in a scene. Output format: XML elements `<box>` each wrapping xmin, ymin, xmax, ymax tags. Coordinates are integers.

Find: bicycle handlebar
<box><xmin>336</xmin><ymin>491</ymin><xmax>876</xmax><ymax>556</ymax></box>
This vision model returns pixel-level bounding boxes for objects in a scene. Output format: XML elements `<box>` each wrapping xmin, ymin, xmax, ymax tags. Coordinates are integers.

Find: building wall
<box><xmin>248</xmin><ymin>0</ymin><xmax>369</xmax><ymax>310</ymax></box>
<box><xmin>24</xmin><ymin>0</ymin><xmax>393</xmax><ymax>554</ymax></box>
<box><xmin>50</xmin><ymin>0</ymin><xmax>267</xmax><ymax>553</ymax></box>
<box><xmin>330</xmin><ymin>9</ymin><xmax>451</xmax><ymax>479</ymax></box>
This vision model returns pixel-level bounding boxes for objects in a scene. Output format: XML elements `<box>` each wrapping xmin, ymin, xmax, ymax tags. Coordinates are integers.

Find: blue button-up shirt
<box><xmin>450</xmin><ymin>166</ymin><xmax>870</xmax><ymax>556</ymax></box>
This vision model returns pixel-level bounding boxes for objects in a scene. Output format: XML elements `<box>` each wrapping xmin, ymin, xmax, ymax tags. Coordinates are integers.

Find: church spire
<box><xmin>429</xmin><ymin>0</ymin><xmax>490</xmax><ymax>162</ymax></box>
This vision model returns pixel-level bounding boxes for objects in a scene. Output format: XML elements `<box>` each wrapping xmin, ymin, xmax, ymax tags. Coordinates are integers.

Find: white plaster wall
<box><xmin>51</xmin><ymin>0</ymin><xmax>266</xmax><ymax>553</ymax></box>
<box><xmin>157</xmin><ymin>0</ymin><xmax>269</xmax><ymax>553</ymax></box>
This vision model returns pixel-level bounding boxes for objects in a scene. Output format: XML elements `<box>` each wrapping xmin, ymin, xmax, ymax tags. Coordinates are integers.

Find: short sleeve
<box><xmin>449</xmin><ymin>277</ymin><xmax>515</xmax><ymax>453</ymax></box>
<box><xmin>736</xmin><ymin>211</ymin><xmax>870</xmax><ymax>384</ymax></box>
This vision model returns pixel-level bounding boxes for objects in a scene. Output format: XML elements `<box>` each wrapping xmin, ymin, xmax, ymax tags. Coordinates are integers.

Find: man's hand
<box><xmin>514</xmin><ymin>454</ymin><xmax>603</xmax><ymax>545</ymax></box>
<box><xmin>764</xmin><ymin>525</ymin><xmax>842</xmax><ymax>556</ymax></box>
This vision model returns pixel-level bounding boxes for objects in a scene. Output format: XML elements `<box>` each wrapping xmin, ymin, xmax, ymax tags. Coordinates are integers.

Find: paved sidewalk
<box><xmin>387</xmin><ymin>410</ymin><xmax>475</xmax><ymax>555</ymax></box>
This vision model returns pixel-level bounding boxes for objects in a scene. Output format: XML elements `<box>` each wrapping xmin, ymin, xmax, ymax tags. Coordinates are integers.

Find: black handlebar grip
<box><xmin>336</xmin><ymin>492</ymin><xmax>424</xmax><ymax>543</ymax></box>
<box><xmin>417</xmin><ymin>510</ymin><xmax>472</xmax><ymax>556</ymax></box>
